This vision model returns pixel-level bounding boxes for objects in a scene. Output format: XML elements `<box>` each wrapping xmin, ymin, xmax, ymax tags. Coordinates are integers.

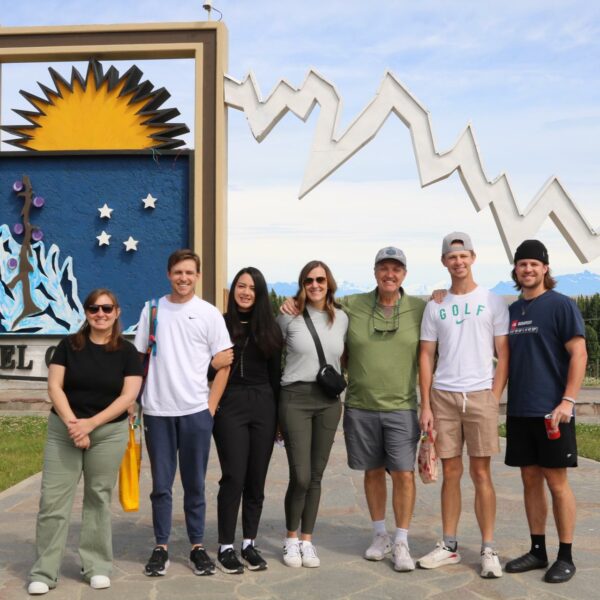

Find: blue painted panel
<box><xmin>0</xmin><ymin>152</ymin><xmax>191</xmax><ymax>332</ymax></box>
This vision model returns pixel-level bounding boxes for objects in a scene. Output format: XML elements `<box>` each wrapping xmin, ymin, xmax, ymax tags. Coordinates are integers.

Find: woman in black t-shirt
<box><xmin>28</xmin><ymin>289</ymin><xmax>143</xmax><ymax>596</ymax></box>
<box><xmin>209</xmin><ymin>267</ymin><xmax>282</xmax><ymax>574</ymax></box>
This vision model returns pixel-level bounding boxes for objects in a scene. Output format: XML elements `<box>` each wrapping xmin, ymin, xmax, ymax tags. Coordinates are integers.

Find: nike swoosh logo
<box><xmin>456</xmin><ymin>319</ymin><xmax>465</xmax><ymax>325</ymax></box>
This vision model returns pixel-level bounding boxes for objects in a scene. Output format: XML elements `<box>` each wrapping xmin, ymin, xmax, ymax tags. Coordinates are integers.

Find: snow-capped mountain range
<box><xmin>269</xmin><ymin>271</ymin><xmax>600</xmax><ymax>298</ymax></box>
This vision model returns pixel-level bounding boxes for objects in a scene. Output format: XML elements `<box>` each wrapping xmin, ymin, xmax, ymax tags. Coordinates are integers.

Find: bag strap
<box><xmin>302</xmin><ymin>308</ymin><xmax>327</xmax><ymax>368</ymax></box>
<box><xmin>147</xmin><ymin>298</ymin><xmax>158</xmax><ymax>357</ymax></box>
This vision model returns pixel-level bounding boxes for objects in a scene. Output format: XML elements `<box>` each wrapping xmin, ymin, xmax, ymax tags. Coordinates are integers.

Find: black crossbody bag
<box><xmin>302</xmin><ymin>308</ymin><xmax>347</xmax><ymax>399</ymax></box>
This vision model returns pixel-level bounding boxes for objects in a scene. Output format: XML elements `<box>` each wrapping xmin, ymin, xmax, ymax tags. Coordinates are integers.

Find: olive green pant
<box><xmin>29</xmin><ymin>412</ymin><xmax>128</xmax><ymax>587</ymax></box>
<box><xmin>279</xmin><ymin>383</ymin><xmax>342</xmax><ymax>535</ymax></box>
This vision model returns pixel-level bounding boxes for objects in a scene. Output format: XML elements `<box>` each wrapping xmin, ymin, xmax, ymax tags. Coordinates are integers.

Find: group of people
<box><xmin>26</xmin><ymin>236</ymin><xmax>586</xmax><ymax>595</ymax></box>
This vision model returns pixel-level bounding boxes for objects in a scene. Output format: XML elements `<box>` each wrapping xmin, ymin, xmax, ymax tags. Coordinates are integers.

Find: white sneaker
<box><xmin>27</xmin><ymin>581</ymin><xmax>49</xmax><ymax>595</ymax></box>
<box><xmin>300</xmin><ymin>542</ymin><xmax>320</xmax><ymax>568</ymax></box>
<box><xmin>417</xmin><ymin>541</ymin><xmax>461</xmax><ymax>569</ymax></box>
<box><xmin>364</xmin><ymin>533</ymin><xmax>392</xmax><ymax>561</ymax></box>
<box><xmin>480</xmin><ymin>548</ymin><xmax>503</xmax><ymax>578</ymax></box>
<box><xmin>282</xmin><ymin>539</ymin><xmax>302</xmax><ymax>568</ymax></box>
<box><xmin>392</xmin><ymin>541</ymin><xmax>415</xmax><ymax>572</ymax></box>
<box><xmin>90</xmin><ymin>575</ymin><xmax>111</xmax><ymax>589</ymax></box>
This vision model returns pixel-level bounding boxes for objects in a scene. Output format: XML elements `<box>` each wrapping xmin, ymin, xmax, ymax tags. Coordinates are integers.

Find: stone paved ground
<box><xmin>1</xmin><ymin>427</ymin><xmax>599</xmax><ymax>599</ymax></box>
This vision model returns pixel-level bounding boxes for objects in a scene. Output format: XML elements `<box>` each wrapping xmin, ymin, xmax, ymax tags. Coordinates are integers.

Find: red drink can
<box><xmin>544</xmin><ymin>414</ymin><xmax>561</xmax><ymax>440</ymax></box>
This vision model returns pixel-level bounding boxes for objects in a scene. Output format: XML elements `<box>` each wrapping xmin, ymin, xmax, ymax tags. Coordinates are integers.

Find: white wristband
<box><xmin>562</xmin><ymin>396</ymin><xmax>576</xmax><ymax>404</ymax></box>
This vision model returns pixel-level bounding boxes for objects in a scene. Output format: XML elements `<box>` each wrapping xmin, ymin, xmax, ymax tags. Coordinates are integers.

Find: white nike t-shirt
<box><xmin>134</xmin><ymin>295</ymin><xmax>232</xmax><ymax>416</ymax></box>
<box><xmin>420</xmin><ymin>286</ymin><xmax>509</xmax><ymax>392</ymax></box>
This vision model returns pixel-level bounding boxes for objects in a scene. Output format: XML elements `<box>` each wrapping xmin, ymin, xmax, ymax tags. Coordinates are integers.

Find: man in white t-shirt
<box><xmin>417</xmin><ymin>232</ymin><xmax>509</xmax><ymax>579</ymax></box>
<box><xmin>134</xmin><ymin>249</ymin><xmax>232</xmax><ymax>578</ymax></box>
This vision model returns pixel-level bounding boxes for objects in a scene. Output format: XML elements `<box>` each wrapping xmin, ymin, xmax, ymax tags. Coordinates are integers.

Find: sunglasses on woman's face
<box><xmin>86</xmin><ymin>304</ymin><xmax>115</xmax><ymax>315</ymax></box>
<box><xmin>304</xmin><ymin>276</ymin><xmax>326</xmax><ymax>286</ymax></box>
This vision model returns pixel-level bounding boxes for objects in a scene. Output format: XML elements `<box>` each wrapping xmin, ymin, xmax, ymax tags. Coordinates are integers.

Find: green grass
<box><xmin>0</xmin><ymin>416</ymin><xmax>47</xmax><ymax>493</ymax></box>
<box><xmin>499</xmin><ymin>423</ymin><xmax>600</xmax><ymax>462</ymax></box>
<box><xmin>0</xmin><ymin>417</ymin><xmax>598</xmax><ymax>493</ymax></box>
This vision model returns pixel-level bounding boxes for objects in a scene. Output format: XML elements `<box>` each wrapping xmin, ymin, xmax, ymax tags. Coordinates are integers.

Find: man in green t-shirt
<box><xmin>281</xmin><ymin>246</ymin><xmax>424</xmax><ymax>572</ymax></box>
<box><xmin>341</xmin><ymin>247</ymin><xmax>424</xmax><ymax>572</ymax></box>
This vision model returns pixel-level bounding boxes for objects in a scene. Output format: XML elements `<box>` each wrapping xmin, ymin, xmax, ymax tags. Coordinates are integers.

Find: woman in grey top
<box><xmin>277</xmin><ymin>260</ymin><xmax>348</xmax><ymax>568</ymax></box>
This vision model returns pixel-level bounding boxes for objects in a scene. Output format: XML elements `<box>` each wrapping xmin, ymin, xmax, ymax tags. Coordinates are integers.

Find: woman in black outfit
<box><xmin>210</xmin><ymin>267</ymin><xmax>283</xmax><ymax>574</ymax></box>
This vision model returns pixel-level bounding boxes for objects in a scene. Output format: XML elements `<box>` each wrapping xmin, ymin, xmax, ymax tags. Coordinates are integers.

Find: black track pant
<box><xmin>212</xmin><ymin>383</ymin><xmax>277</xmax><ymax>544</ymax></box>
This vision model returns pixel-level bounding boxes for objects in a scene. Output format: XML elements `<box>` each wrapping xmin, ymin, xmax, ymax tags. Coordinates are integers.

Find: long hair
<box><xmin>294</xmin><ymin>260</ymin><xmax>340</xmax><ymax>325</ymax></box>
<box><xmin>71</xmin><ymin>288</ymin><xmax>123</xmax><ymax>351</ymax></box>
<box><xmin>511</xmin><ymin>267</ymin><xmax>557</xmax><ymax>291</ymax></box>
<box><xmin>226</xmin><ymin>267</ymin><xmax>282</xmax><ymax>357</ymax></box>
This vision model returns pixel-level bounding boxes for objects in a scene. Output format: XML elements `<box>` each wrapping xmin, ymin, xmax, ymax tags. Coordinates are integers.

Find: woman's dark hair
<box><xmin>71</xmin><ymin>288</ymin><xmax>123</xmax><ymax>351</ymax></box>
<box><xmin>294</xmin><ymin>260</ymin><xmax>340</xmax><ymax>325</ymax></box>
<box><xmin>227</xmin><ymin>267</ymin><xmax>282</xmax><ymax>357</ymax></box>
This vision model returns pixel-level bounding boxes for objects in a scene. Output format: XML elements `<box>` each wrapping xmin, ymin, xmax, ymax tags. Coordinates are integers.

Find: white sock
<box><xmin>285</xmin><ymin>537</ymin><xmax>299</xmax><ymax>547</ymax></box>
<box><xmin>372</xmin><ymin>520</ymin><xmax>387</xmax><ymax>536</ymax></box>
<box><xmin>219</xmin><ymin>544</ymin><xmax>233</xmax><ymax>552</ymax></box>
<box><xmin>301</xmin><ymin>540</ymin><xmax>313</xmax><ymax>547</ymax></box>
<box><xmin>394</xmin><ymin>528</ymin><xmax>408</xmax><ymax>545</ymax></box>
<box><xmin>242</xmin><ymin>539</ymin><xmax>253</xmax><ymax>550</ymax></box>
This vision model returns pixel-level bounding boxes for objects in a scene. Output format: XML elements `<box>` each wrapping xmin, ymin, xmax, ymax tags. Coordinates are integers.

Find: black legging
<box><xmin>212</xmin><ymin>383</ymin><xmax>277</xmax><ymax>544</ymax></box>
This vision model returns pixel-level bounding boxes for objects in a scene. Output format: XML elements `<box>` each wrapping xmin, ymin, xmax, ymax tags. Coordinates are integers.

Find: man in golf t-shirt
<box><xmin>419</xmin><ymin>232</ymin><xmax>509</xmax><ymax>579</ymax></box>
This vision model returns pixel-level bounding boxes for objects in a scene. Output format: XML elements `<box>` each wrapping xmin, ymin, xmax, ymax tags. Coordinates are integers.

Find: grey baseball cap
<box><xmin>441</xmin><ymin>232</ymin><xmax>474</xmax><ymax>256</ymax></box>
<box><xmin>374</xmin><ymin>246</ymin><xmax>407</xmax><ymax>267</ymax></box>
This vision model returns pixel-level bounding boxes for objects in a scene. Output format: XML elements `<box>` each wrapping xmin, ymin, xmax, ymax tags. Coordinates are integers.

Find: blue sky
<box><xmin>1</xmin><ymin>0</ymin><xmax>599</xmax><ymax>291</ymax></box>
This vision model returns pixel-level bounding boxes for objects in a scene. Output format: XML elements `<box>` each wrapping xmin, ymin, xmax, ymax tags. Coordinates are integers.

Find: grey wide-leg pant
<box><xmin>29</xmin><ymin>412</ymin><xmax>128</xmax><ymax>588</ymax></box>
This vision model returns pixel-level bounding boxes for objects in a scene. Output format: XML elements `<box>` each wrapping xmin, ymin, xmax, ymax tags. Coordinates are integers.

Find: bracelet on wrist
<box><xmin>562</xmin><ymin>396</ymin><xmax>576</xmax><ymax>405</ymax></box>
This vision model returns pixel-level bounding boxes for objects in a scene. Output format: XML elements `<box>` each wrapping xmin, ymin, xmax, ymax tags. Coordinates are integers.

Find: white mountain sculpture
<box><xmin>224</xmin><ymin>69</ymin><xmax>599</xmax><ymax>263</ymax></box>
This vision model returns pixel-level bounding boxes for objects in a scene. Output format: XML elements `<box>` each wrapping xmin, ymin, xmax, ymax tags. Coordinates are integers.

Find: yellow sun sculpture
<box><xmin>2</xmin><ymin>60</ymin><xmax>189</xmax><ymax>151</ymax></box>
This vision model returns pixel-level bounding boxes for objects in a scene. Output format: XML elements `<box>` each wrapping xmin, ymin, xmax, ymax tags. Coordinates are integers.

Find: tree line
<box><xmin>576</xmin><ymin>294</ymin><xmax>600</xmax><ymax>378</ymax></box>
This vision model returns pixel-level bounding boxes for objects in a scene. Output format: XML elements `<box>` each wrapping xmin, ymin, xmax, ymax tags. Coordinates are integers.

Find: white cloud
<box><xmin>1</xmin><ymin>0</ymin><xmax>599</xmax><ymax>285</ymax></box>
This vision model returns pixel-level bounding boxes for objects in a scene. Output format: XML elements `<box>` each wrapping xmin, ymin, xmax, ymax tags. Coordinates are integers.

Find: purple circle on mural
<box><xmin>32</xmin><ymin>229</ymin><xmax>44</xmax><ymax>242</ymax></box>
<box><xmin>13</xmin><ymin>223</ymin><xmax>24</xmax><ymax>235</ymax></box>
<box><xmin>7</xmin><ymin>258</ymin><xmax>18</xmax><ymax>270</ymax></box>
<box><xmin>12</xmin><ymin>181</ymin><xmax>24</xmax><ymax>192</ymax></box>
<box><xmin>33</xmin><ymin>196</ymin><xmax>45</xmax><ymax>208</ymax></box>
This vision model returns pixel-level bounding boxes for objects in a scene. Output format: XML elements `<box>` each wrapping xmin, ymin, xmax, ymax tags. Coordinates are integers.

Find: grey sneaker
<box><xmin>364</xmin><ymin>533</ymin><xmax>392</xmax><ymax>561</ymax></box>
<box><xmin>480</xmin><ymin>548</ymin><xmax>502</xmax><ymax>578</ymax></box>
<box><xmin>393</xmin><ymin>541</ymin><xmax>415</xmax><ymax>572</ymax></box>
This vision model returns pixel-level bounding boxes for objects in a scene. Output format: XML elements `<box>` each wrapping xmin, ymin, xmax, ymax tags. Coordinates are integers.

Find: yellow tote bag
<box><xmin>119</xmin><ymin>424</ymin><xmax>141</xmax><ymax>512</ymax></box>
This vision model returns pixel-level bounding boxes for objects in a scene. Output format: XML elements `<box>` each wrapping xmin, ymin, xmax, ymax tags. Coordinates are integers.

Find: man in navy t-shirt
<box><xmin>504</xmin><ymin>240</ymin><xmax>587</xmax><ymax>584</ymax></box>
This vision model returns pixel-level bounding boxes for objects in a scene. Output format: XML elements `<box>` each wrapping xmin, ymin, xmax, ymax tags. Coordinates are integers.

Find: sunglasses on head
<box><xmin>304</xmin><ymin>276</ymin><xmax>326</xmax><ymax>285</ymax></box>
<box><xmin>86</xmin><ymin>304</ymin><xmax>115</xmax><ymax>315</ymax></box>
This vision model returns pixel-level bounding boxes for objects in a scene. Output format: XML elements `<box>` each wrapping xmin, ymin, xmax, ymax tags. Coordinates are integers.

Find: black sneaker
<box><xmin>241</xmin><ymin>545</ymin><xmax>268</xmax><ymax>571</ymax></box>
<box><xmin>189</xmin><ymin>546</ymin><xmax>216</xmax><ymax>576</ymax></box>
<box><xmin>217</xmin><ymin>548</ymin><xmax>244</xmax><ymax>574</ymax></box>
<box><xmin>144</xmin><ymin>546</ymin><xmax>169</xmax><ymax>577</ymax></box>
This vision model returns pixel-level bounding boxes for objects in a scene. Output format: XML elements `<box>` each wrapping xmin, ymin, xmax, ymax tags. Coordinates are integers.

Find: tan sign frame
<box><xmin>0</xmin><ymin>21</ymin><xmax>228</xmax><ymax>306</ymax></box>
